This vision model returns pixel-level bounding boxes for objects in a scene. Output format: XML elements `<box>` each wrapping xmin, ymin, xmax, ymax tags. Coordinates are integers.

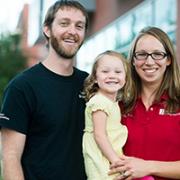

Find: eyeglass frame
<box><xmin>133</xmin><ymin>51</ymin><xmax>168</xmax><ymax>61</ymax></box>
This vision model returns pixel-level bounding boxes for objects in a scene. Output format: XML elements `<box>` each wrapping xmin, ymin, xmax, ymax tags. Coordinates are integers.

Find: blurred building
<box><xmin>17</xmin><ymin>0</ymin><xmax>180</xmax><ymax>70</ymax></box>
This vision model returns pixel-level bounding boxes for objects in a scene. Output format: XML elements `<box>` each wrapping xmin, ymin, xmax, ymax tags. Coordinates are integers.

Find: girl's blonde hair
<box><xmin>84</xmin><ymin>50</ymin><xmax>135</xmax><ymax>111</ymax></box>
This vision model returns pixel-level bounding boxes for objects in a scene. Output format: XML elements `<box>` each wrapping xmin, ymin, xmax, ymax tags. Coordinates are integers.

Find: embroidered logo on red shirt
<box><xmin>159</xmin><ymin>109</ymin><xmax>165</xmax><ymax>115</ymax></box>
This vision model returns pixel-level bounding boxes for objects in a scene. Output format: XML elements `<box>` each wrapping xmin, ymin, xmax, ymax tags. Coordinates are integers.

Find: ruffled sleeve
<box><xmin>86</xmin><ymin>94</ymin><xmax>112</xmax><ymax>116</ymax></box>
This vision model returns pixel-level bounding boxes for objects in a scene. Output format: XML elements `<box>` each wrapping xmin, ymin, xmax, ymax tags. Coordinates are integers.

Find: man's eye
<box><xmin>76</xmin><ymin>24</ymin><xmax>85</xmax><ymax>30</ymax></box>
<box><xmin>60</xmin><ymin>22</ymin><xmax>68</xmax><ymax>26</ymax></box>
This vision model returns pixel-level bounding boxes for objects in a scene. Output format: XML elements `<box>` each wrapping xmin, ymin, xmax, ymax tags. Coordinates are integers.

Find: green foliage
<box><xmin>0</xmin><ymin>33</ymin><xmax>26</xmax><ymax>106</ymax></box>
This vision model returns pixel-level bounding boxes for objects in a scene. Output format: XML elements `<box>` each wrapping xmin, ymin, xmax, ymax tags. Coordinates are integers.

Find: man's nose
<box><xmin>67</xmin><ymin>24</ymin><xmax>77</xmax><ymax>34</ymax></box>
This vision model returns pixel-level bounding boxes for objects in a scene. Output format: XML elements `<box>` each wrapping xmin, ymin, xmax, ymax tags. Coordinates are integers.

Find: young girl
<box><xmin>82</xmin><ymin>50</ymin><xmax>134</xmax><ymax>179</ymax></box>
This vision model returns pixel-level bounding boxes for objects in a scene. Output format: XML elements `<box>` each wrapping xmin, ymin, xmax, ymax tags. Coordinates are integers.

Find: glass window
<box><xmin>76</xmin><ymin>0</ymin><xmax>177</xmax><ymax>72</ymax></box>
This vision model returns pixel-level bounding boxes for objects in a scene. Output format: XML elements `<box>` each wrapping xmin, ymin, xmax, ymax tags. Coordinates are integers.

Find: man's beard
<box><xmin>50</xmin><ymin>33</ymin><xmax>83</xmax><ymax>59</ymax></box>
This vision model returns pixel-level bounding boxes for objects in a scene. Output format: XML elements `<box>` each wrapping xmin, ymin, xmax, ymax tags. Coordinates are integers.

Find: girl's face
<box><xmin>133</xmin><ymin>35</ymin><xmax>171</xmax><ymax>87</ymax></box>
<box><xmin>95</xmin><ymin>54</ymin><xmax>126</xmax><ymax>100</ymax></box>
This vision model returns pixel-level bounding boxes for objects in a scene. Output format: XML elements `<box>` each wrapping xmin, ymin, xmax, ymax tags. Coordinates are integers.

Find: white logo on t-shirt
<box><xmin>0</xmin><ymin>113</ymin><xmax>10</xmax><ymax>120</ymax></box>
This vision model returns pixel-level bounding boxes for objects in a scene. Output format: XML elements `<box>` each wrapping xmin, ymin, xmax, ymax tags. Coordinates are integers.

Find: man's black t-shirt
<box><xmin>0</xmin><ymin>63</ymin><xmax>88</xmax><ymax>180</ymax></box>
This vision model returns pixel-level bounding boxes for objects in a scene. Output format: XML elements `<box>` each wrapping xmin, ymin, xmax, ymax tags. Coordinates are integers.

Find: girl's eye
<box><xmin>102</xmin><ymin>70</ymin><xmax>108</xmax><ymax>73</ymax></box>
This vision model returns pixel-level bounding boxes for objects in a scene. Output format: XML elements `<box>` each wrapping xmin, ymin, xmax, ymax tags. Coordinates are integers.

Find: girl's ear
<box><xmin>43</xmin><ymin>26</ymin><xmax>51</xmax><ymax>38</ymax></box>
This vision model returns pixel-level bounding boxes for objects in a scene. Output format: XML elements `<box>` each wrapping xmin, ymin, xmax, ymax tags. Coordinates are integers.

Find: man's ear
<box><xmin>43</xmin><ymin>26</ymin><xmax>50</xmax><ymax>38</ymax></box>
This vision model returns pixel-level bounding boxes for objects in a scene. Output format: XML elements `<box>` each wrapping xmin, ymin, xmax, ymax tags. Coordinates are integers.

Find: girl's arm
<box><xmin>92</xmin><ymin>110</ymin><xmax>119</xmax><ymax>164</ymax></box>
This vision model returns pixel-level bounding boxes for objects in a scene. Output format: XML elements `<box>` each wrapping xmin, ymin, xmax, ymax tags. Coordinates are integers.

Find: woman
<box><xmin>109</xmin><ymin>27</ymin><xmax>180</xmax><ymax>179</ymax></box>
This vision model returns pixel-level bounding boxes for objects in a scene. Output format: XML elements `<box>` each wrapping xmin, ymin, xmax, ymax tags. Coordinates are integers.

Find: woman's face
<box><xmin>133</xmin><ymin>35</ymin><xmax>171</xmax><ymax>86</ymax></box>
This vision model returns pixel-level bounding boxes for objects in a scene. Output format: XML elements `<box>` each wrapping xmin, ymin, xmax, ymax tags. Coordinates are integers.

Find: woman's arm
<box><xmin>1</xmin><ymin>128</ymin><xmax>26</xmax><ymax>180</ymax></box>
<box><xmin>148</xmin><ymin>160</ymin><xmax>180</xmax><ymax>179</ymax></box>
<box><xmin>92</xmin><ymin>110</ymin><xmax>119</xmax><ymax>163</ymax></box>
<box><xmin>109</xmin><ymin>155</ymin><xmax>180</xmax><ymax>179</ymax></box>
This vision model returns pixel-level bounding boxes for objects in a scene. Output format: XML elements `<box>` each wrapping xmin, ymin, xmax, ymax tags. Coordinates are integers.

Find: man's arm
<box><xmin>1</xmin><ymin>128</ymin><xmax>26</xmax><ymax>180</ymax></box>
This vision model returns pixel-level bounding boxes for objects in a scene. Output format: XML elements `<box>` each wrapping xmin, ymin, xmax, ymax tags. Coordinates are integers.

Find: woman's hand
<box><xmin>109</xmin><ymin>155</ymin><xmax>152</xmax><ymax>179</ymax></box>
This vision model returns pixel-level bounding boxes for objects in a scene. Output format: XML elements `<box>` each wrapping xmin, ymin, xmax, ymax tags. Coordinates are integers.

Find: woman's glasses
<box><xmin>134</xmin><ymin>51</ymin><xmax>168</xmax><ymax>61</ymax></box>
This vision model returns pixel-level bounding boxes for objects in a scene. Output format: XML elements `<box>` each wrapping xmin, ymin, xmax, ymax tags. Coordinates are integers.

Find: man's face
<box><xmin>48</xmin><ymin>7</ymin><xmax>86</xmax><ymax>59</ymax></box>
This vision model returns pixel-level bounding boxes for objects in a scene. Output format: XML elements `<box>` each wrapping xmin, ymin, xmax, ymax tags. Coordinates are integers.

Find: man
<box><xmin>0</xmin><ymin>1</ymin><xmax>88</xmax><ymax>179</ymax></box>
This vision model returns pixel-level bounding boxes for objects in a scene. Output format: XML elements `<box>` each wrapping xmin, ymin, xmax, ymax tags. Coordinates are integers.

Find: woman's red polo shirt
<box><xmin>121</xmin><ymin>95</ymin><xmax>180</xmax><ymax>180</ymax></box>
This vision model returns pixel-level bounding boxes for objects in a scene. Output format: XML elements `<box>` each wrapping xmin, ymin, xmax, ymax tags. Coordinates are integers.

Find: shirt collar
<box><xmin>137</xmin><ymin>91</ymin><xmax>169</xmax><ymax>104</ymax></box>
